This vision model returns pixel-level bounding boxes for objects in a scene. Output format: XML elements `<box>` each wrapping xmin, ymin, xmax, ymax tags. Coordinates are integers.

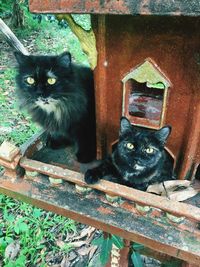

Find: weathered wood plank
<box><xmin>0</xmin><ymin>174</ymin><xmax>199</xmax><ymax>264</ymax></box>
<box><xmin>29</xmin><ymin>0</ymin><xmax>200</xmax><ymax>16</ymax></box>
<box><xmin>19</xmin><ymin>157</ymin><xmax>200</xmax><ymax>222</ymax></box>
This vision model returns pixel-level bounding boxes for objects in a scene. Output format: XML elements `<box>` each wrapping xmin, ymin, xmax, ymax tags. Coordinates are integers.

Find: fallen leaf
<box><xmin>73</xmin><ymin>226</ymin><xmax>95</xmax><ymax>240</ymax></box>
<box><xmin>68</xmin><ymin>251</ymin><xmax>77</xmax><ymax>261</ymax></box>
<box><xmin>77</xmin><ymin>246</ymin><xmax>92</xmax><ymax>256</ymax></box>
<box><xmin>60</xmin><ymin>257</ymin><xmax>70</xmax><ymax>267</ymax></box>
<box><xmin>167</xmin><ymin>187</ymin><xmax>199</xmax><ymax>202</ymax></box>
<box><xmin>69</xmin><ymin>240</ymin><xmax>86</xmax><ymax>248</ymax></box>
<box><xmin>88</xmin><ymin>245</ymin><xmax>98</xmax><ymax>261</ymax></box>
<box><xmin>56</xmin><ymin>240</ymin><xmax>65</xmax><ymax>249</ymax></box>
<box><xmin>5</xmin><ymin>241</ymin><xmax>20</xmax><ymax>260</ymax></box>
<box><xmin>147</xmin><ymin>180</ymin><xmax>199</xmax><ymax>201</ymax></box>
<box><xmin>147</xmin><ymin>180</ymin><xmax>191</xmax><ymax>195</ymax></box>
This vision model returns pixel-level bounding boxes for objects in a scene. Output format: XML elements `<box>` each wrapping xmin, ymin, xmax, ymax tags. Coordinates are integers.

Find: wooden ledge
<box><xmin>0</xmin><ymin>173</ymin><xmax>200</xmax><ymax>265</ymax></box>
<box><xmin>20</xmin><ymin>157</ymin><xmax>200</xmax><ymax>222</ymax></box>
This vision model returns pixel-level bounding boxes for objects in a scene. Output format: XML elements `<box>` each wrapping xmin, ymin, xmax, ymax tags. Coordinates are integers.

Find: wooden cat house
<box><xmin>28</xmin><ymin>0</ymin><xmax>200</xmax><ymax>182</ymax></box>
<box><xmin>0</xmin><ymin>1</ymin><xmax>200</xmax><ymax>266</ymax></box>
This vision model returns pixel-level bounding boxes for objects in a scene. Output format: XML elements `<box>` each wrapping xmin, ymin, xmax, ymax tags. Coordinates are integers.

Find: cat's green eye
<box><xmin>145</xmin><ymin>147</ymin><xmax>154</xmax><ymax>154</ymax></box>
<box><xmin>26</xmin><ymin>77</ymin><xmax>35</xmax><ymax>85</ymax></box>
<box><xmin>47</xmin><ymin>78</ymin><xmax>56</xmax><ymax>85</ymax></box>
<box><xmin>126</xmin><ymin>143</ymin><xmax>134</xmax><ymax>150</ymax></box>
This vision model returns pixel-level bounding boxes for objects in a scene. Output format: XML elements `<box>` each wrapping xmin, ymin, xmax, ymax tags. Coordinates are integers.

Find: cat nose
<box><xmin>133</xmin><ymin>160</ymin><xmax>140</xmax><ymax>165</ymax></box>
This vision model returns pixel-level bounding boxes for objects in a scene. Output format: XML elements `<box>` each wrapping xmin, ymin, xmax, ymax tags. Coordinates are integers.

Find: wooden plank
<box><xmin>29</xmin><ymin>0</ymin><xmax>200</xmax><ymax>16</ymax></box>
<box><xmin>19</xmin><ymin>157</ymin><xmax>200</xmax><ymax>222</ymax></box>
<box><xmin>0</xmin><ymin>174</ymin><xmax>200</xmax><ymax>264</ymax></box>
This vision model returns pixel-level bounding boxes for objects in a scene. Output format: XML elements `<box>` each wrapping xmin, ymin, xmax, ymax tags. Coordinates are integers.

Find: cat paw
<box><xmin>84</xmin><ymin>169</ymin><xmax>100</xmax><ymax>184</ymax></box>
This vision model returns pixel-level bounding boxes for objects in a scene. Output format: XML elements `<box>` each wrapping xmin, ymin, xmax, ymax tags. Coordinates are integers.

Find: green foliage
<box><xmin>131</xmin><ymin>242</ymin><xmax>145</xmax><ymax>267</ymax></box>
<box><xmin>131</xmin><ymin>251</ymin><xmax>144</xmax><ymax>267</ymax></box>
<box><xmin>0</xmin><ymin>195</ymin><xmax>76</xmax><ymax>266</ymax></box>
<box><xmin>0</xmin><ymin>0</ymin><xmax>13</xmax><ymax>14</ymax></box>
<box><xmin>92</xmin><ymin>234</ymin><xmax>124</xmax><ymax>266</ymax></box>
<box><xmin>72</xmin><ymin>14</ymin><xmax>91</xmax><ymax>31</ymax></box>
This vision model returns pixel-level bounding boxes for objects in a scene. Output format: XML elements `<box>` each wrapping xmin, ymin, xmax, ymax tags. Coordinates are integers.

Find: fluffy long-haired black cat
<box><xmin>14</xmin><ymin>51</ymin><xmax>96</xmax><ymax>163</ymax></box>
<box><xmin>85</xmin><ymin>117</ymin><xmax>175</xmax><ymax>191</ymax></box>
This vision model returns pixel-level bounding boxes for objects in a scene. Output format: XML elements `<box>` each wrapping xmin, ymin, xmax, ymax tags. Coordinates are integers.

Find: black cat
<box><xmin>85</xmin><ymin>117</ymin><xmax>175</xmax><ymax>191</ymax></box>
<box><xmin>14</xmin><ymin>51</ymin><xmax>96</xmax><ymax>163</ymax></box>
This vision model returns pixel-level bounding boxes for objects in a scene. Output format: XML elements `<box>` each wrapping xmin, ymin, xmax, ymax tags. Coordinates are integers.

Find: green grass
<box><xmin>0</xmin><ymin>5</ymin><xmax>91</xmax><ymax>266</ymax></box>
<box><xmin>0</xmin><ymin>195</ymin><xmax>76</xmax><ymax>267</ymax></box>
<box><xmin>0</xmin><ymin>68</ymin><xmax>38</xmax><ymax>146</ymax></box>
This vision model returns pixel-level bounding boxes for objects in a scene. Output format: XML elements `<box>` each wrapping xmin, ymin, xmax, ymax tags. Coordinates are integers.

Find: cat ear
<box><xmin>14</xmin><ymin>52</ymin><xmax>29</xmax><ymax>65</ymax></box>
<box><xmin>120</xmin><ymin>117</ymin><xmax>132</xmax><ymax>135</ymax></box>
<box><xmin>154</xmin><ymin>126</ymin><xmax>171</xmax><ymax>145</ymax></box>
<box><xmin>57</xmin><ymin>52</ymin><xmax>71</xmax><ymax>68</ymax></box>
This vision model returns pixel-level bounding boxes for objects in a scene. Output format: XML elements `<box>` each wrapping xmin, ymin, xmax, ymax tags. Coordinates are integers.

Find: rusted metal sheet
<box><xmin>0</xmin><ymin>173</ymin><xmax>200</xmax><ymax>264</ymax></box>
<box><xmin>29</xmin><ymin>0</ymin><xmax>200</xmax><ymax>16</ymax></box>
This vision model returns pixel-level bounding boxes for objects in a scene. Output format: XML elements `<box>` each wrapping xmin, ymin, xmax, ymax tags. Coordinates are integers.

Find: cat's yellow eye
<box><xmin>126</xmin><ymin>143</ymin><xmax>134</xmax><ymax>150</ymax></box>
<box><xmin>47</xmin><ymin>78</ymin><xmax>56</xmax><ymax>85</ymax></box>
<box><xmin>26</xmin><ymin>77</ymin><xmax>35</xmax><ymax>85</ymax></box>
<box><xmin>145</xmin><ymin>147</ymin><xmax>154</xmax><ymax>154</ymax></box>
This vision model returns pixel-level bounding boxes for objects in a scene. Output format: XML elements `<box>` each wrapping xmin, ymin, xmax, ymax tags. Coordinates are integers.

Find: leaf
<box><xmin>0</xmin><ymin>237</ymin><xmax>7</xmax><ymax>255</ymax></box>
<box><xmin>88</xmin><ymin>245</ymin><xmax>98</xmax><ymax>261</ymax></box>
<box><xmin>132</xmin><ymin>242</ymin><xmax>145</xmax><ymax>251</ymax></box>
<box><xmin>6</xmin><ymin>214</ymin><xmax>15</xmax><ymax>223</ymax></box>
<box><xmin>61</xmin><ymin>256</ymin><xmax>71</xmax><ymax>267</ymax></box>
<box><xmin>131</xmin><ymin>251</ymin><xmax>144</xmax><ymax>267</ymax></box>
<box><xmin>56</xmin><ymin>240</ymin><xmax>65</xmax><ymax>249</ymax></box>
<box><xmin>15</xmin><ymin>254</ymin><xmax>26</xmax><ymax>266</ymax></box>
<box><xmin>146</xmin><ymin>180</ymin><xmax>199</xmax><ymax>201</ymax></box>
<box><xmin>14</xmin><ymin>222</ymin><xmax>29</xmax><ymax>234</ymax></box>
<box><xmin>111</xmin><ymin>235</ymin><xmax>124</xmax><ymax>249</ymax></box>
<box><xmin>73</xmin><ymin>226</ymin><xmax>95</xmax><ymax>240</ymax></box>
<box><xmin>147</xmin><ymin>180</ymin><xmax>191</xmax><ymax>195</ymax></box>
<box><xmin>100</xmin><ymin>238</ymin><xmax>112</xmax><ymax>266</ymax></box>
<box><xmin>167</xmin><ymin>187</ymin><xmax>199</xmax><ymax>202</ymax></box>
<box><xmin>69</xmin><ymin>240</ymin><xmax>86</xmax><ymax>248</ymax></box>
<box><xmin>92</xmin><ymin>236</ymin><xmax>104</xmax><ymax>246</ymax></box>
<box><xmin>77</xmin><ymin>246</ymin><xmax>91</xmax><ymax>256</ymax></box>
<box><xmin>19</xmin><ymin>222</ymin><xmax>29</xmax><ymax>233</ymax></box>
<box><xmin>32</xmin><ymin>208</ymin><xmax>42</xmax><ymax>218</ymax></box>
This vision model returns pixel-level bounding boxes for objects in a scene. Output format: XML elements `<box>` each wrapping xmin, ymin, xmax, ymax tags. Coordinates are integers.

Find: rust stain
<box><xmin>121</xmin><ymin>201</ymin><xmax>138</xmax><ymax>213</ymax></box>
<box><xmin>97</xmin><ymin>206</ymin><xmax>115</xmax><ymax>215</ymax></box>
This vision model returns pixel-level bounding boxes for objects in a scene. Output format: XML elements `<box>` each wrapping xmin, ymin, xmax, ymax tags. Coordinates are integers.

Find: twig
<box><xmin>0</xmin><ymin>18</ymin><xmax>28</xmax><ymax>55</ymax></box>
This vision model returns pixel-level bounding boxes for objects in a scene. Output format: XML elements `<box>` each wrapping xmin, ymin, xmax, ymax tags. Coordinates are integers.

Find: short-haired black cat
<box><xmin>14</xmin><ymin>51</ymin><xmax>96</xmax><ymax>163</ymax></box>
<box><xmin>85</xmin><ymin>117</ymin><xmax>175</xmax><ymax>191</ymax></box>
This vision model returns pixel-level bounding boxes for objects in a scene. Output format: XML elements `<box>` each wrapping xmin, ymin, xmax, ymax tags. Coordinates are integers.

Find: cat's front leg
<box><xmin>84</xmin><ymin>157</ymin><xmax>115</xmax><ymax>184</ymax></box>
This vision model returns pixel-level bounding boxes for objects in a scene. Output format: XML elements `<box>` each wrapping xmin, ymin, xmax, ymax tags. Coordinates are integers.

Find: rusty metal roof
<box><xmin>29</xmin><ymin>0</ymin><xmax>200</xmax><ymax>16</ymax></box>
